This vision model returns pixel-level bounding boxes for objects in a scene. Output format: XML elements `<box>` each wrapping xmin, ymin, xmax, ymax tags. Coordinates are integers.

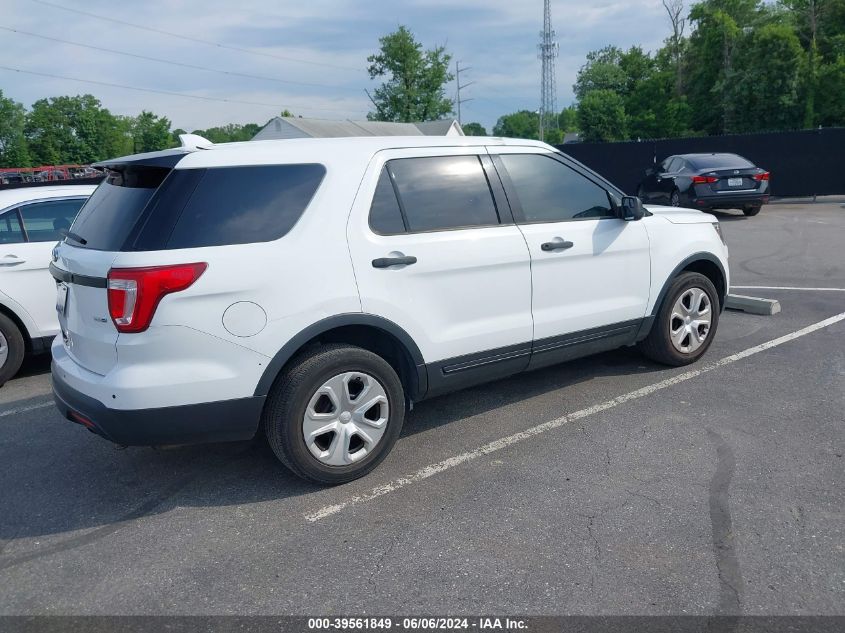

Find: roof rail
<box><xmin>178</xmin><ymin>134</ymin><xmax>213</xmax><ymax>150</ymax></box>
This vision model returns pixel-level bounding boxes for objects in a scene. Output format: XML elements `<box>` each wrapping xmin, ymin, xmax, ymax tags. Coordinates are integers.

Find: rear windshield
<box><xmin>68</xmin><ymin>166</ymin><xmax>169</xmax><ymax>250</ymax></box>
<box><xmin>68</xmin><ymin>163</ymin><xmax>325</xmax><ymax>251</ymax></box>
<box><xmin>688</xmin><ymin>154</ymin><xmax>753</xmax><ymax>170</ymax></box>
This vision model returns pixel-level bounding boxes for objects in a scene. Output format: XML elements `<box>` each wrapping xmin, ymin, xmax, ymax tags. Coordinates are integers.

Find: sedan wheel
<box><xmin>670</xmin><ymin>190</ymin><xmax>681</xmax><ymax>207</ymax></box>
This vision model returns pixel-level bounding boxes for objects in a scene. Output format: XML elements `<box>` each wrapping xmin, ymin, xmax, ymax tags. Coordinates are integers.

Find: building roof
<box><xmin>252</xmin><ymin>117</ymin><xmax>463</xmax><ymax>141</ymax></box>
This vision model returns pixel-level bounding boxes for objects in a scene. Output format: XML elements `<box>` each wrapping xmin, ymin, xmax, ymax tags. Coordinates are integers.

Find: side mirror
<box><xmin>619</xmin><ymin>196</ymin><xmax>645</xmax><ymax>221</ymax></box>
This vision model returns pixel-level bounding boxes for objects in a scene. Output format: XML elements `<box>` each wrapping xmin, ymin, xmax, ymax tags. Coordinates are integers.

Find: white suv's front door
<box><xmin>491</xmin><ymin>149</ymin><xmax>651</xmax><ymax>369</ymax></box>
<box><xmin>347</xmin><ymin>148</ymin><xmax>533</xmax><ymax>397</ymax></box>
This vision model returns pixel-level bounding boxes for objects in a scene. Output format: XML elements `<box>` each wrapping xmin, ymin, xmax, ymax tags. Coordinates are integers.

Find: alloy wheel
<box><xmin>0</xmin><ymin>330</ymin><xmax>8</xmax><ymax>368</ymax></box>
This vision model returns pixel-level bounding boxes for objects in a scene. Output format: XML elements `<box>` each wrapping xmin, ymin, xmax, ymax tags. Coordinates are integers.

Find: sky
<box><xmin>1</xmin><ymin>0</ymin><xmax>672</xmax><ymax>134</ymax></box>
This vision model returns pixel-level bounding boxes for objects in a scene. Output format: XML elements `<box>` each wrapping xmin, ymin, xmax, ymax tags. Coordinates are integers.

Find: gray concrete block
<box><xmin>725</xmin><ymin>293</ymin><xmax>782</xmax><ymax>315</ymax></box>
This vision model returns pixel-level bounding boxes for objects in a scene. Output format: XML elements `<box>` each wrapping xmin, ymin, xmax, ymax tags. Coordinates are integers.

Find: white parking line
<box><xmin>305</xmin><ymin>311</ymin><xmax>845</xmax><ymax>522</ymax></box>
<box><xmin>731</xmin><ymin>286</ymin><xmax>845</xmax><ymax>292</ymax></box>
<box><xmin>0</xmin><ymin>400</ymin><xmax>53</xmax><ymax>418</ymax></box>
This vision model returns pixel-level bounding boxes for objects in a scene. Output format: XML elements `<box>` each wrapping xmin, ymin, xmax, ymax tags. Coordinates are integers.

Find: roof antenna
<box><xmin>178</xmin><ymin>133</ymin><xmax>213</xmax><ymax>150</ymax></box>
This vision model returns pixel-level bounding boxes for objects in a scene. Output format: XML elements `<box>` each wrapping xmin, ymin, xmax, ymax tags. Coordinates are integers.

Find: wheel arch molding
<box><xmin>652</xmin><ymin>253</ymin><xmax>728</xmax><ymax>317</ymax></box>
<box><xmin>254</xmin><ymin>314</ymin><xmax>428</xmax><ymax>402</ymax></box>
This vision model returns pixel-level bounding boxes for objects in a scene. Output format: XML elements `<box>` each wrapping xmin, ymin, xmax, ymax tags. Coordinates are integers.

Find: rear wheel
<box><xmin>638</xmin><ymin>272</ymin><xmax>720</xmax><ymax>367</ymax></box>
<box><xmin>263</xmin><ymin>344</ymin><xmax>405</xmax><ymax>484</ymax></box>
<box><xmin>670</xmin><ymin>189</ymin><xmax>681</xmax><ymax>207</ymax></box>
<box><xmin>743</xmin><ymin>205</ymin><xmax>761</xmax><ymax>216</ymax></box>
<box><xmin>0</xmin><ymin>313</ymin><xmax>25</xmax><ymax>386</ymax></box>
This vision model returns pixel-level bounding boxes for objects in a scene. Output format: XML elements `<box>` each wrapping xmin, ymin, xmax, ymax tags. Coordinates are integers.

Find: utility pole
<box><xmin>538</xmin><ymin>0</ymin><xmax>559</xmax><ymax>142</ymax></box>
<box><xmin>455</xmin><ymin>61</ymin><xmax>474</xmax><ymax>125</ymax></box>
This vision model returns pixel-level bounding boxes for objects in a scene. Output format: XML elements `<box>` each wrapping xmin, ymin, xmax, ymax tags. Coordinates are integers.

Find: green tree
<box><xmin>492</xmin><ymin>110</ymin><xmax>540</xmax><ymax>139</ymax></box>
<box><xmin>558</xmin><ymin>107</ymin><xmax>578</xmax><ymax>132</ymax></box>
<box><xmin>574</xmin><ymin>46</ymin><xmax>628</xmax><ymax>100</ymax></box>
<box><xmin>577</xmin><ymin>90</ymin><xmax>628</xmax><ymax>142</ymax></box>
<box><xmin>462</xmin><ymin>122</ymin><xmax>487</xmax><ymax>136</ymax></box>
<box><xmin>367</xmin><ymin>26</ymin><xmax>454</xmax><ymax>122</ymax></box>
<box><xmin>25</xmin><ymin>94</ymin><xmax>125</xmax><ymax>164</ymax></box>
<box><xmin>729</xmin><ymin>23</ymin><xmax>805</xmax><ymax>131</ymax></box>
<box><xmin>131</xmin><ymin>111</ymin><xmax>172</xmax><ymax>153</ymax></box>
<box><xmin>815</xmin><ymin>54</ymin><xmax>845</xmax><ymax>125</ymax></box>
<box><xmin>0</xmin><ymin>90</ymin><xmax>30</xmax><ymax>167</ymax></box>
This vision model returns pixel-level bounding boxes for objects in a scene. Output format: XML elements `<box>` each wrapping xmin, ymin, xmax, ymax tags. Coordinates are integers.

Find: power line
<box><xmin>1</xmin><ymin>26</ymin><xmax>362</xmax><ymax>92</ymax></box>
<box><xmin>0</xmin><ymin>65</ymin><xmax>366</xmax><ymax>114</ymax></box>
<box><xmin>28</xmin><ymin>0</ymin><xmax>364</xmax><ymax>73</ymax></box>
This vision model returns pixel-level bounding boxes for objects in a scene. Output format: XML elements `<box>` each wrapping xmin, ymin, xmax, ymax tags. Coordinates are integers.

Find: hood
<box><xmin>646</xmin><ymin>205</ymin><xmax>717</xmax><ymax>225</ymax></box>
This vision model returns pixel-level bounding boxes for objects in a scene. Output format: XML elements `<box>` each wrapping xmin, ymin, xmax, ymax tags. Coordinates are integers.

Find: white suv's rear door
<box><xmin>347</xmin><ymin>147</ymin><xmax>533</xmax><ymax>396</ymax></box>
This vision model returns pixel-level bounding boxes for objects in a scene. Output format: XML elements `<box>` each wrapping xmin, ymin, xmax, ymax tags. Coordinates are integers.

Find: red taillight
<box><xmin>692</xmin><ymin>175</ymin><xmax>719</xmax><ymax>184</ymax></box>
<box><xmin>753</xmin><ymin>172</ymin><xmax>770</xmax><ymax>181</ymax></box>
<box><xmin>107</xmin><ymin>263</ymin><xmax>207</xmax><ymax>333</ymax></box>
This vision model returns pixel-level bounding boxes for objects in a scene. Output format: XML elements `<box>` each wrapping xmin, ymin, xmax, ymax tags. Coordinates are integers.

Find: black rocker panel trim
<box><xmin>425</xmin><ymin>319</ymin><xmax>645</xmax><ymax>398</ymax></box>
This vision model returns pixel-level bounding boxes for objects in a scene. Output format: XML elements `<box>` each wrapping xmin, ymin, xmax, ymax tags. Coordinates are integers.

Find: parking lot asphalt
<box><xmin>0</xmin><ymin>202</ymin><xmax>843</xmax><ymax>615</ymax></box>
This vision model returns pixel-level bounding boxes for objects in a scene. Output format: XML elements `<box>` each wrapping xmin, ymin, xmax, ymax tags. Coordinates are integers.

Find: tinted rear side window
<box><xmin>69</xmin><ymin>166</ymin><xmax>170</xmax><ymax>250</ymax></box>
<box><xmin>20</xmin><ymin>198</ymin><xmax>86</xmax><ymax>242</ymax></box>
<box><xmin>369</xmin><ymin>168</ymin><xmax>406</xmax><ymax>235</ymax></box>
<box><xmin>164</xmin><ymin>165</ymin><xmax>325</xmax><ymax>249</ymax></box>
<box><xmin>387</xmin><ymin>156</ymin><xmax>499</xmax><ymax>232</ymax></box>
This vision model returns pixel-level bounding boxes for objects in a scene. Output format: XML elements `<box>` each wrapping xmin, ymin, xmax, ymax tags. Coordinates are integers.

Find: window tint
<box><xmin>387</xmin><ymin>156</ymin><xmax>499</xmax><ymax>232</ymax></box>
<box><xmin>20</xmin><ymin>199</ymin><xmax>86</xmax><ymax>242</ymax></box>
<box><xmin>369</xmin><ymin>168</ymin><xmax>406</xmax><ymax>235</ymax></box>
<box><xmin>499</xmin><ymin>154</ymin><xmax>614</xmax><ymax>222</ymax></box>
<box><xmin>164</xmin><ymin>164</ymin><xmax>325</xmax><ymax>249</ymax></box>
<box><xmin>0</xmin><ymin>211</ymin><xmax>24</xmax><ymax>244</ymax></box>
<box><xmin>69</xmin><ymin>166</ymin><xmax>170</xmax><ymax>250</ymax></box>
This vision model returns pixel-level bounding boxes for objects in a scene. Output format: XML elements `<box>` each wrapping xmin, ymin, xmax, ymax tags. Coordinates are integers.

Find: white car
<box><xmin>50</xmin><ymin>136</ymin><xmax>728</xmax><ymax>483</ymax></box>
<box><xmin>0</xmin><ymin>184</ymin><xmax>96</xmax><ymax>384</ymax></box>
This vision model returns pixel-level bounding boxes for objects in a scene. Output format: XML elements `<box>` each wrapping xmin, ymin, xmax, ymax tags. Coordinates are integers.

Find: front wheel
<box><xmin>263</xmin><ymin>344</ymin><xmax>405</xmax><ymax>484</ymax></box>
<box><xmin>638</xmin><ymin>272</ymin><xmax>720</xmax><ymax>367</ymax></box>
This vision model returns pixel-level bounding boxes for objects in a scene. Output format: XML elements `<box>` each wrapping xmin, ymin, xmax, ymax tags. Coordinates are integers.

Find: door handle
<box><xmin>540</xmin><ymin>241</ymin><xmax>574</xmax><ymax>252</ymax></box>
<box><xmin>0</xmin><ymin>256</ymin><xmax>25</xmax><ymax>266</ymax></box>
<box><xmin>372</xmin><ymin>255</ymin><xmax>417</xmax><ymax>268</ymax></box>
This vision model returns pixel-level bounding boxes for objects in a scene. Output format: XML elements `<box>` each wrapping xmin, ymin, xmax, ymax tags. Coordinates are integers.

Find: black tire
<box><xmin>638</xmin><ymin>272</ymin><xmax>720</xmax><ymax>367</ymax></box>
<box><xmin>263</xmin><ymin>343</ymin><xmax>405</xmax><ymax>484</ymax></box>
<box><xmin>0</xmin><ymin>313</ymin><xmax>25</xmax><ymax>387</ymax></box>
<box><xmin>670</xmin><ymin>189</ymin><xmax>681</xmax><ymax>207</ymax></box>
<box><xmin>743</xmin><ymin>205</ymin><xmax>761</xmax><ymax>216</ymax></box>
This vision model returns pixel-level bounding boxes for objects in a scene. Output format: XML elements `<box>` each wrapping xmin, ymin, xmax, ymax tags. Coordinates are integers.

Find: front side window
<box><xmin>20</xmin><ymin>199</ymin><xmax>86</xmax><ymax>242</ymax></box>
<box><xmin>0</xmin><ymin>211</ymin><xmax>24</xmax><ymax>244</ymax></box>
<box><xmin>386</xmin><ymin>156</ymin><xmax>499</xmax><ymax>232</ymax></box>
<box><xmin>498</xmin><ymin>154</ymin><xmax>614</xmax><ymax>223</ymax></box>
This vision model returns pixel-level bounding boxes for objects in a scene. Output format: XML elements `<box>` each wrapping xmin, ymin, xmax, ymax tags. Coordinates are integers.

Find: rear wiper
<box><xmin>65</xmin><ymin>231</ymin><xmax>88</xmax><ymax>246</ymax></box>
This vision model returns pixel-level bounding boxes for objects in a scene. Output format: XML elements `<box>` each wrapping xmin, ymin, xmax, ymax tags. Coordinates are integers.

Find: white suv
<box><xmin>51</xmin><ymin>136</ymin><xmax>728</xmax><ymax>483</ymax></box>
<box><xmin>0</xmin><ymin>184</ymin><xmax>95</xmax><ymax>384</ymax></box>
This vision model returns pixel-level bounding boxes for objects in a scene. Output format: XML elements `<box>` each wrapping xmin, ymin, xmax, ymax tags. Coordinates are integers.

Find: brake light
<box><xmin>753</xmin><ymin>172</ymin><xmax>770</xmax><ymax>181</ymax></box>
<box><xmin>692</xmin><ymin>175</ymin><xmax>719</xmax><ymax>184</ymax></box>
<box><xmin>107</xmin><ymin>263</ymin><xmax>207</xmax><ymax>333</ymax></box>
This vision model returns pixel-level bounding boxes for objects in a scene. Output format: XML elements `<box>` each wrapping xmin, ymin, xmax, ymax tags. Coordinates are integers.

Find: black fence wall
<box><xmin>557</xmin><ymin>128</ymin><xmax>845</xmax><ymax>198</ymax></box>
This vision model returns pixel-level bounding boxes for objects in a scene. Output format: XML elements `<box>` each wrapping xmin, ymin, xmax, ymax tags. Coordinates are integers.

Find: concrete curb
<box><xmin>725</xmin><ymin>294</ymin><xmax>782</xmax><ymax>316</ymax></box>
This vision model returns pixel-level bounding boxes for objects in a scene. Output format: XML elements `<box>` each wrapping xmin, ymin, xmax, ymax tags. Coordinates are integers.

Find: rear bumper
<box><xmin>52</xmin><ymin>363</ymin><xmax>265</xmax><ymax>446</ymax></box>
<box><xmin>690</xmin><ymin>192</ymin><xmax>769</xmax><ymax>209</ymax></box>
